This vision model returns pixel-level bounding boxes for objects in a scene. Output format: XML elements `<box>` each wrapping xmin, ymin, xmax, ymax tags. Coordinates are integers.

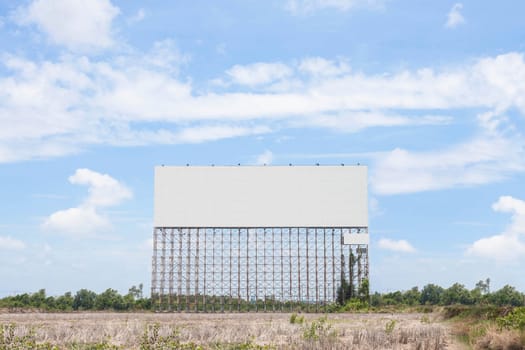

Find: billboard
<box><xmin>154</xmin><ymin>165</ymin><xmax>368</xmax><ymax>228</ymax></box>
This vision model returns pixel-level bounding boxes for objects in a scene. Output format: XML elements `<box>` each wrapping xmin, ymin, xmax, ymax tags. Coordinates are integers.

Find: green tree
<box><xmin>441</xmin><ymin>283</ymin><xmax>473</xmax><ymax>305</ymax></box>
<box><xmin>95</xmin><ymin>288</ymin><xmax>125</xmax><ymax>310</ymax></box>
<box><xmin>30</xmin><ymin>289</ymin><xmax>47</xmax><ymax>308</ymax></box>
<box><xmin>336</xmin><ymin>276</ymin><xmax>354</xmax><ymax>305</ymax></box>
<box><xmin>475</xmin><ymin>278</ymin><xmax>490</xmax><ymax>294</ymax></box>
<box><xmin>55</xmin><ymin>292</ymin><xmax>74</xmax><ymax>310</ymax></box>
<box><xmin>128</xmin><ymin>284</ymin><xmax>144</xmax><ymax>299</ymax></box>
<box><xmin>358</xmin><ymin>278</ymin><xmax>370</xmax><ymax>303</ymax></box>
<box><xmin>383</xmin><ymin>291</ymin><xmax>403</xmax><ymax>305</ymax></box>
<box><xmin>489</xmin><ymin>285</ymin><xmax>524</xmax><ymax>306</ymax></box>
<box><xmin>420</xmin><ymin>284</ymin><xmax>444</xmax><ymax>305</ymax></box>
<box><xmin>370</xmin><ymin>292</ymin><xmax>384</xmax><ymax>307</ymax></box>
<box><xmin>73</xmin><ymin>289</ymin><xmax>97</xmax><ymax>310</ymax></box>
<box><xmin>403</xmin><ymin>287</ymin><xmax>421</xmax><ymax>306</ymax></box>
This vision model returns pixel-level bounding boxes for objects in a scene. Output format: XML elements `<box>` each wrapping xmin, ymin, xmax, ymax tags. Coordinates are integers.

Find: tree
<box><xmin>475</xmin><ymin>278</ymin><xmax>490</xmax><ymax>295</ymax></box>
<box><xmin>55</xmin><ymin>292</ymin><xmax>74</xmax><ymax>311</ymax></box>
<box><xmin>489</xmin><ymin>285</ymin><xmax>524</xmax><ymax>306</ymax></box>
<box><xmin>441</xmin><ymin>283</ymin><xmax>473</xmax><ymax>305</ymax></box>
<box><xmin>336</xmin><ymin>277</ymin><xmax>350</xmax><ymax>305</ymax></box>
<box><xmin>403</xmin><ymin>287</ymin><xmax>421</xmax><ymax>306</ymax></box>
<box><xmin>73</xmin><ymin>289</ymin><xmax>97</xmax><ymax>310</ymax></box>
<box><xmin>370</xmin><ymin>292</ymin><xmax>384</xmax><ymax>307</ymax></box>
<box><xmin>95</xmin><ymin>288</ymin><xmax>125</xmax><ymax>310</ymax></box>
<box><xmin>420</xmin><ymin>284</ymin><xmax>444</xmax><ymax>305</ymax></box>
<box><xmin>30</xmin><ymin>289</ymin><xmax>47</xmax><ymax>308</ymax></box>
<box><xmin>128</xmin><ymin>284</ymin><xmax>144</xmax><ymax>300</ymax></box>
<box><xmin>358</xmin><ymin>278</ymin><xmax>370</xmax><ymax>303</ymax></box>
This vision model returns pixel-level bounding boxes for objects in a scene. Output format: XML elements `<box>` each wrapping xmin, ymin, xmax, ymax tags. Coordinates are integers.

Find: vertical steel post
<box><xmin>195</xmin><ymin>228</ymin><xmax>200</xmax><ymax>312</ymax></box>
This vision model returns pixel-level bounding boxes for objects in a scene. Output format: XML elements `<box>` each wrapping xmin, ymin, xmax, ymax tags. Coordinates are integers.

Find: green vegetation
<box><xmin>384</xmin><ymin>319</ymin><xmax>397</xmax><ymax>334</ymax></box>
<box><xmin>1</xmin><ymin>279</ymin><xmax>523</xmax><ymax>312</ymax></box>
<box><xmin>369</xmin><ymin>280</ymin><xmax>525</xmax><ymax>309</ymax></box>
<box><xmin>442</xmin><ymin>305</ymin><xmax>525</xmax><ymax>349</ymax></box>
<box><xmin>301</xmin><ymin>316</ymin><xmax>335</xmax><ymax>342</ymax></box>
<box><xmin>497</xmin><ymin>307</ymin><xmax>525</xmax><ymax>331</ymax></box>
<box><xmin>289</xmin><ymin>313</ymin><xmax>304</xmax><ymax>324</ymax></box>
<box><xmin>0</xmin><ymin>284</ymin><xmax>150</xmax><ymax>312</ymax></box>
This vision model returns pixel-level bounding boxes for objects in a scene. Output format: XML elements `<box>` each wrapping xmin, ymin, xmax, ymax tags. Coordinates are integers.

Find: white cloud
<box><xmin>297</xmin><ymin>111</ymin><xmax>451</xmax><ymax>133</ymax></box>
<box><xmin>286</xmin><ymin>0</ymin><xmax>385</xmax><ymax>14</ymax></box>
<box><xmin>15</xmin><ymin>0</ymin><xmax>120</xmax><ymax>52</ymax></box>
<box><xmin>127</xmin><ymin>8</ymin><xmax>145</xmax><ymax>24</ymax></box>
<box><xmin>43</xmin><ymin>207</ymin><xmax>111</xmax><ymax>236</ymax></box>
<box><xmin>466</xmin><ymin>196</ymin><xmax>525</xmax><ymax>261</ymax></box>
<box><xmin>42</xmin><ymin>169</ymin><xmax>132</xmax><ymax>236</ymax></box>
<box><xmin>378</xmin><ymin>238</ymin><xmax>416</xmax><ymax>253</ymax></box>
<box><xmin>492</xmin><ymin>195</ymin><xmax>525</xmax><ymax>216</ymax></box>
<box><xmin>68</xmin><ymin>168</ymin><xmax>132</xmax><ymax>207</ymax></box>
<box><xmin>298</xmin><ymin>57</ymin><xmax>350</xmax><ymax>77</ymax></box>
<box><xmin>256</xmin><ymin>150</ymin><xmax>273</xmax><ymax>165</ymax></box>
<box><xmin>226</xmin><ymin>62</ymin><xmax>293</xmax><ymax>86</ymax></box>
<box><xmin>2</xmin><ymin>48</ymin><xmax>525</xmax><ymax>192</ymax></box>
<box><xmin>142</xmin><ymin>39</ymin><xmax>190</xmax><ymax>74</ymax></box>
<box><xmin>371</xmin><ymin>128</ymin><xmax>525</xmax><ymax>195</ymax></box>
<box><xmin>174</xmin><ymin>125</ymin><xmax>271</xmax><ymax>143</ymax></box>
<box><xmin>0</xmin><ymin>236</ymin><xmax>26</xmax><ymax>250</ymax></box>
<box><xmin>446</xmin><ymin>3</ymin><xmax>465</xmax><ymax>29</ymax></box>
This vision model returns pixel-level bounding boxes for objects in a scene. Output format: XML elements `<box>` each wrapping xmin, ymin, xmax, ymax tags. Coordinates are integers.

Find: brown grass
<box><xmin>0</xmin><ymin>312</ymin><xmax>455</xmax><ymax>349</ymax></box>
<box><xmin>473</xmin><ymin>325</ymin><xmax>525</xmax><ymax>350</ymax></box>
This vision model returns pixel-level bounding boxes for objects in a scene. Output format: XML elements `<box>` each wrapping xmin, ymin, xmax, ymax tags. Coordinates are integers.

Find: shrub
<box><xmin>338</xmin><ymin>298</ymin><xmax>369</xmax><ymax>312</ymax></box>
<box><xmin>497</xmin><ymin>307</ymin><xmax>525</xmax><ymax>331</ymax></box>
<box><xmin>385</xmin><ymin>320</ymin><xmax>396</xmax><ymax>334</ymax></box>
<box><xmin>289</xmin><ymin>313</ymin><xmax>304</xmax><ymax>324</ymax></box>
<box><xmin>302</xmin><ymin>316</ymin><xmax>336</xmax><ymax>341</ymax></box>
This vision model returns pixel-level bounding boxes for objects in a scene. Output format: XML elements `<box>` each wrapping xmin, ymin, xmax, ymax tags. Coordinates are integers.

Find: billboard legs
<box><xmin>151</xmin><ymin>227</ymin><xmax>369</xmax><ymax>312</ymax></box>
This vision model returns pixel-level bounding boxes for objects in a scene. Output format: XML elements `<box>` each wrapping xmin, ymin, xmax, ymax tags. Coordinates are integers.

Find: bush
<box><xmin>338</xmin><ymin>298</ymin><xmax>369</xmax><ymax>312</ymax></box>
<box><xmin>497</xmin><ymin>307</ymin><xmax>525</xmax><ymax>331</ymax></box>
<box><xmin>289</xmin><ymin>313</ymin><xmax>304</xmax><ymax>324</ymax></box>
<box><xmin>385</xmin><ymin>320</ymin><xmax>396</xmax><ymax>334</ymax></box>
<box><xmin>443</xmin><ymin>305</ymin><xmax>508</xmax><ymax>320</ymax></box>
<box><xmin>302</xmin><ymin>316</ymin><xmax>336</xmax><ymax>341</ymax></box>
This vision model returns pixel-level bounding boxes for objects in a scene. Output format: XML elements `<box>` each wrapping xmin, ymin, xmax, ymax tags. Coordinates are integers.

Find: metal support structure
<box><xmin>151</xmin><ymin>227</ymin><xmax>369</xmax><ymax>312</ymax></box>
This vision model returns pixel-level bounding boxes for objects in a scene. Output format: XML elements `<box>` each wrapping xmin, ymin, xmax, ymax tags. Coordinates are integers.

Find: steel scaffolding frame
<box><xmin>151</xmin><ymin>227</ymin><xmax>368</xmax><ymax>312</ymax></box>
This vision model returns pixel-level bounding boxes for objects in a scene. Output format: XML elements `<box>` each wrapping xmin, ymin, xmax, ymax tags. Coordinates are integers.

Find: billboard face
<box><xmin>154</xmin><ymin>166</ymin><xmax>368</xmax><ymax>227</ymax></box>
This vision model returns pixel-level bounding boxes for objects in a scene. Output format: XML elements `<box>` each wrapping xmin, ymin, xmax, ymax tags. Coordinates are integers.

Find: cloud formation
<box><xmin>285</xmin><ymin>0</ymin><xmax>385</xmax><ymax>15</ymax></box>
<box><xmin>378</xmin><ymin>238</ymin><xmax>416</xmax><ymax>253</ymax></box>
<box><xmin>14</xmin><ymin>0</ymin><xmax>120</xmax><ymax>52</ymax></box>
<box><xmin>226</xmin><ymin>62</ymin><xmax>293</xmax><ymax>86</ymax></box>
<box><xmin>466</xmin><ymin>196</ymin><xmax>525</xmax><ymax>261</ymax></box>
<box><xmin>0</xmin><ymin>236</ymin><xmax>26</xmax><ymax>250</ymax></box>
<box><xmin>2</xmin><ymin>13</ymin><xmax>525</xmax><ymax>195</ymax></box>
<box><xmin>42</xmin><ymin>169</ymin><xmax>132</xmax><ymax>236</ymax></box>
<box><xmin>371</xmin><ymin>125</ymin><xmax>525</xmax><ymax>195</ymax></box>
<box><xmin>446</xmin><ymin>3</ymin><xmax>465</xmax><ymax>29</ymax></box>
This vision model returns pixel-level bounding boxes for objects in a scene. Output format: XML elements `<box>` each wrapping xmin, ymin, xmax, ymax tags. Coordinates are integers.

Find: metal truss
<box><xmin>151</xmin><ymin>227</ymin><xmax>369</xmax><ymax>312</ymax></box>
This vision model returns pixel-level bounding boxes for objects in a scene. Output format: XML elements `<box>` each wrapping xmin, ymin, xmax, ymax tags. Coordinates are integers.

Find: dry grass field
<box><xmin>0</xmin><ymin>312</ymin><xmax>463</xmax><ymax>349</ymax></box>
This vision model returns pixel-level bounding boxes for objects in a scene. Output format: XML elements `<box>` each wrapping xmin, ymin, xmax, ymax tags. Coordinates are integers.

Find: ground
<box><xmin>0</xmin><ymin>312</ymin><xmax>467</xmax><ymax>349</ymax></box>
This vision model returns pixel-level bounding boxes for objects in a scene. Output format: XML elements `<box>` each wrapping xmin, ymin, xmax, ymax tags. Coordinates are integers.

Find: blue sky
<box><xmin>1</xmin><ymin>0</ymin><xmax>525</xmax><ymax>296</ymax></box>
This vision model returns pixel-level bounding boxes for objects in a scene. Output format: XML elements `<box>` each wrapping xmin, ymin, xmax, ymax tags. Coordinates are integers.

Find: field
<box><xmin>0</xmin><ymin>312</ymin><xmax>463</xmax><ymax>349</ymax></box>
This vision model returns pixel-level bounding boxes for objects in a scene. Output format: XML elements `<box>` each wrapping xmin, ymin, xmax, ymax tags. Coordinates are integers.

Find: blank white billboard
<box><xmin>154</xmin><ymin>165</ymin><xmax>367</xmax><ymax>228</ymax></box>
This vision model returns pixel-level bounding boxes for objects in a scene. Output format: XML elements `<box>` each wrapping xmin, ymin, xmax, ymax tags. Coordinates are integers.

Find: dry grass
<box><xmin>473</xmin><ymin>325</ymin><xmax>525</xmax><ymax>350</ymax></box>
<box><xmin>0</xmin><ymin>312</ymin><xmax>455</xmax><ymax>349</ymax></box>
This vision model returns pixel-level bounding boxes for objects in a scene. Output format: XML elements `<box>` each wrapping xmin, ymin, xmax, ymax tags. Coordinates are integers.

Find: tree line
<box><xmin>369</xmin><ymin>279</ymin><xmax>525</xmax><ymax>307</ymax></box>
<box><xmin>0</xmin><ymin>284</ymin><xmax>151</xmax><ymax>311</ymax></box>
<box><xmin>0</xmin><ymin>279</ymin><xmax>523</xmax><ymax>311</ymax></box>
